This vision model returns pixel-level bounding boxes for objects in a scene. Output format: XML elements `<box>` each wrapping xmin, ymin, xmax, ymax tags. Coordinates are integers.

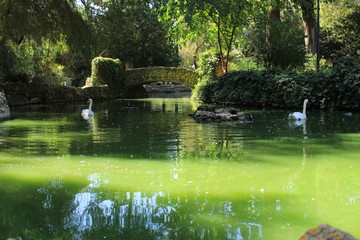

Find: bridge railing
<box><xmin>124</xmin><ymin>67</ymin><xmax>199</xmax><ymax>87</ymax></box>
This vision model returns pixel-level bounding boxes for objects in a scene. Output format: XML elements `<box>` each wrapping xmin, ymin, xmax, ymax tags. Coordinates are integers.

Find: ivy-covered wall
<box><xmin>124</xmin><ymin>67</ymin><xmax>199</xmax><ymax>87</ymax></box>
<box><xmin>90</xmin><ymin>57</ymin><xmax>124</xmax><ymax>89</ymax></box>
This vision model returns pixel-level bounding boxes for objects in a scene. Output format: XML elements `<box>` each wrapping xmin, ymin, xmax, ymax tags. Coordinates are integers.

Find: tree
<box><xmin>242</xmin><ymin>0</ymin><xmax>306</xmax><ymax>69</ymax></box>
<box><xmin>293</xmin><ymin>0</ymin><xmax>318</xmax><ymax>54</ymax></box>
<box><xmin>78</xmin><ymin>0</ymin><xmax>180</xmax><ymax>67</ymax></box>
<box><xmin>0</xmin><ymin>0</ymin><xmax>89</xmax><ymax>48</ymax></box>
<box><xmin>266</xmin><ymin>0</ymin><xmax>283</xmax><ymax>68</ymax></box>
<box><xmin>161</xmin><ymin>0</ymin><xmax>252</xmax><ymax>74</ymax></box>
<box><xmin>0</xmin><ymin>0</ymin><xmax>92</xmax><ymax>83</ymax></box>
<box><xmin>320</xmin><ymin>1</ymin><xmax>360</xmax><ymax>61</ymax></box>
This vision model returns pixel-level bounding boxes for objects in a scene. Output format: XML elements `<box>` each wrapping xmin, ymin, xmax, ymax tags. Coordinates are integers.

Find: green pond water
<box><xmin>0</xmin><ymin>98</ymin><xmax>359</xmax><ymax>240</ymax></box>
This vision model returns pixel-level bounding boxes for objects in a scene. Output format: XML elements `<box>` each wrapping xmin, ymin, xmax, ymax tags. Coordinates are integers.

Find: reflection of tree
<box><xmin>179</xmin><ymin>123</ymin><xmax>246</xmax><ymax>161</ymax></box>
<box><xmin>0</xmin><ymin>118</ymin><xmax>73</xmax><ymax>155</ymax></box>
<box><xmin>62</xmin><ymin>174</ymin><xmax>265</xmax><ymax>239</ymax></box>
<box><xmin>0</xmin><ymin>171</ymin><xmax>266</xmax><ymax>239</ymax></box>
<box><xmin>0</xmin><ymin>176</ymin><xmax>75</xmax><ymax>239</ymax></box>
<box><xmin>218</xmin><ymin>129</ymin><xmax>233</xmax><ymax>158</ymax></box>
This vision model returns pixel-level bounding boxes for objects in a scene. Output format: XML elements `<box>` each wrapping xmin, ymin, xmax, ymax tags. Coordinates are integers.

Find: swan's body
<box><xmin>288</xmin><ymin>118</ymin><xmax>306</xmax><ymax>127</ymax></box>
<box><xmin>81</xmin><ymin>98</ymin><xmax>94</xmax><ymax>120</ymax></box>
<box><xmin>289</xmin><ymin>99</ymin><xmax>308</xmax><ymax>120</ymax></box>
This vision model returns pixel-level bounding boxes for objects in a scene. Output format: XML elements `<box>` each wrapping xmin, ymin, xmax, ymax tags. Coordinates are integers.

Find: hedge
<box><xmin>90</xmin><ymin>57</ymin><xmax>124</xmax><ymax>89</ymax></box>
<box><xmin>196</xmin><ymin>57</ymin><xmax>360</xmax><ymax>110</ymax></box>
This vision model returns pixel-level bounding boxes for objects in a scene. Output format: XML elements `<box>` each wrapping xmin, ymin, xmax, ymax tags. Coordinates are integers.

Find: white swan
<box><xmin>81</xmin><ymin>98</ymin><xmax>94</xmax><ymax>120</ymax></box>
<box><xmin>289</xmin><ymin>99</ymin><xmax>308</xmax><ymax>120</ymax></box>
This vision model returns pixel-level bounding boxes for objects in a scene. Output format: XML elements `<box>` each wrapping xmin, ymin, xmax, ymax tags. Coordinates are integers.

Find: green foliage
<box><xmin>0</xmin><ymin>43</ymin><xmax>35</xmax><ymax>83</ymax></box>
<box><xmin>326</xmin><ymin>57</ymin><xmax>360</xmax><ymax>109</ymax></box>
<box><xmin>321</xmin><ymin>3</ymin><xmax>360</xmax><ymax>61</ymax></box>
<box><xmin>195</xmin><ymin>56</ymin><xmax>360</xmax><ymax>110</ymax></box>
<box><xmin>192</xmin><ymin>49</ymin><xmax>220</xmax><ymax>101</ymax></box>
<box><xmin>1</xmin><ymin>0</ymin><xmax>358</xmax><ymax>89</ymax></box>
<box><xmin>0</xmin><ymin>45</ymin><xmax>16</xmax><ymax>81</ymax></box>
<box><xmin>0</xmin><ymin>38</ymin><xmax>74</xmax><ymax>84</ymax></box>
<box><xmin>160</xmin><ymin>0</ymin><xmax>252</xmax><ymax>73</ymax></box>
<box><xmin>86</xmin><ymin>0</ymin><xmax>180</xmax><ymax>68</ymax></box>
<box><xmin>196</xmin><ymin>49</ymin><xmax>220</xmax><ymax>79</ymax></box>
<box><xmin>246</xmin><ymin>10</ymin><xmax>306</xmax><ymax>69</ymax></box>
<box><xmin>304</xmin><ymin>54</ymin><xmax>328</xmax><ymax>70</ymax></box>
<box><xmin>228</xmin><ymin>49</ymin><xmax>264</xmax><ymax>71</ymax></box>
<box><xmin>0</xmin><ymin>0</ymin><xmax>91</xmax><ymax>85</ymax></box>
<box><xmin>0</xmin><ymin>0</ymin><xmax>89</xmax><ymax>49</ymax></box>
<box><xmin>91</xmin><ymin>57</ymin><xmax>124</xmax><ymax>89</ymax></box>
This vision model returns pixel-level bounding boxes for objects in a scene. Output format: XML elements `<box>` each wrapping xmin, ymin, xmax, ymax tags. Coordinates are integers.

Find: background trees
<box><xmin>81</xmin><ymin>0</ymin><xmax>180</xmax><ymax>68</ymax></box>
<box><xmin>160</xmin><ymin>0</ymin><xmax>253</xmax><ymax>74</ymax></box>
<box><xmin>248</xmin><ymin>0</ymin><xmax>307</xmax><ymax>69</ymax></box>
<box><xmin>0</xmin><ymin>0</ymin><xmax>358</xmax><ymax>85</ymax></box>
<box><xmin>0</xmin><ymin>0</ymin><xmax>179</xmax><ymax>85</ymax></box>
<box><xmin>0</xmin><ymin>0</ymin><xmax>88</xmax><ymax>47</ymax></box>
<box><xmin>320</xmin><ymin>1</ymin><xmax>360</xmax><ymax>61</ymax></box>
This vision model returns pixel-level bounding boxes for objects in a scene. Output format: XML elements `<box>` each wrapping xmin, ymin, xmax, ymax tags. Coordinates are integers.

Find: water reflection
<box><xmin>35</xmin><ymin>173</ymin><xmax>266</xmax><ymax>240</ymax></box>
<box><xmin>288</xmin><ymin>119</ymin><xmax>307</xmax><ymax>136</ymax></box>
<box><xmin>1</xmin><ymin>100</ymin><xmax>360</xmax><ymax>239</ymax></box>
<box><xmin>147</xmin><ymin>92</ymin><xmax>192</xmax><ymax>98</ymax></box>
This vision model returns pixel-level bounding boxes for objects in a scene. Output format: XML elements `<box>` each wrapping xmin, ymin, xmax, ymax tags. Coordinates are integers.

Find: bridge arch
<box><xmin>124</xmin><ymin>67</ymin><xmax>199</xmax><ymax>87</ymax></box>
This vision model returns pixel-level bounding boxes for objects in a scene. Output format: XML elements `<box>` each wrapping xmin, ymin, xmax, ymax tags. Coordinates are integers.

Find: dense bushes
<box><xmin>326</xmin><ymin>57</ymin><xmax>360</xmax><ymax>109</ymax></box>
<box><xmin>0</xmin><ymin>46</ymin><xmax>17</xmax><ymax>81</ymax></box>
<box><xmin>90</xmin><ymin>57</ymin><xmax>124</xmax><ymax>89</ymax></box>
<box><xmin>195</xmin><ymin>57</ymin><xmax>360</xmax><ymax>110</ymax></box>
<box><xmin>321</xmin><ymin>6</ymin><xmax>360</xmax><ymax>61</ymax></box>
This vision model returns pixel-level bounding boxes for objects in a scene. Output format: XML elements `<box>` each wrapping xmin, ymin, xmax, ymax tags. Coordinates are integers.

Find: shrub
<box><xmin>91</xmin><ymin>57</ymin><xmax>124</xmax><ymax>89</ymax></box>
<box><xmin>195</xmin><ymin>56</ymin><xmax>360</xmax><ymax>110</ymax></box>
<box><xmin>326</xmin><ymin>57</ymin><xmax>360</xmax><ymax>109</ymax></box>
<box><xmin>192</xmin><ymin>49</ymin><xmax>221</xmax><ymax>101</ymax></box>
<box><xmin>0</xmin><ymin>46</ymin><xmax>17</xmax><ymax>81</ymax></box>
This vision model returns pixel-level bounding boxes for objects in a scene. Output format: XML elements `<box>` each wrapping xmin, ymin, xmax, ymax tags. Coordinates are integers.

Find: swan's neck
<box><xmin>89</xmin><ymin>101</ymin><xmax>93</xmax><ymax>111</ymax></box>
<box><xmin>302</xmin><ymin>100</ymin><xmax>307</xmax><ymax>116</ymax></box>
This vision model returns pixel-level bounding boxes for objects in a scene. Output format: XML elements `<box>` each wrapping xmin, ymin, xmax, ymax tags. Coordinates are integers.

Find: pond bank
<box><xmin>0</xmin><ymin>82</ymin><xmax>122</xmax><ymax>106</ymax></box>
<box><xmin>0</xmin><ymin>82</ymin><xmax>194</xmax><ymax>106</ymax></box>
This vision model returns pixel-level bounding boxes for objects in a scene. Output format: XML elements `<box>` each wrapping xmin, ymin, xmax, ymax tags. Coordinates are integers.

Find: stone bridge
<box><xmin>124</xmin><ymin>67</ymin><xmax>199</xmax><ymax>87</ymax></box>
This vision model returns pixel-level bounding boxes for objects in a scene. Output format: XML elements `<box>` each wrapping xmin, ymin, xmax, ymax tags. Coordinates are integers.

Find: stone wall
<box><xmin>0</xmin><ymin>67</ymin><xmax>198</xmax><ymax>106</ymax></box>
<box><xmin>124</xmin><ymin>67</ymin><xmax>199</xmax><ymax>87</ymax></box>
<box><xmin>0</xmin><ymin>91</ymin><xmax>10</xmax><ymax>118</ymax></box>
<box><xmin>0</xmin><ymin>82</ymin><xmax>122</xmax><ymax>106</ymax></box>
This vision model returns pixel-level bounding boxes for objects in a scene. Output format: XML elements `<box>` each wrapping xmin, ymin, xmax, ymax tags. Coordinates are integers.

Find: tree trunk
<box><xmin>207</xmin><ymin>10</ymin><xmax>236</xmax><ymax>75</ymax></box>
<box><xmin>299</xmin><ymin>0</ymin><xmax>317</xmax><ymax>54</ymax></box>
<box><xmin>217</xmin><ymin>21</ymin><xmax>227</xmax><ymax>76</ymax></box>
<box><xmin>266</xmin><ymin>8</ymin><xmax>281</xmax><ymax>68</ymax></box>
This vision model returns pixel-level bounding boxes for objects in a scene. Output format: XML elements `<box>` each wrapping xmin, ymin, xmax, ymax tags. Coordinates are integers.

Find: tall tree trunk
<box><xmin>193</xmin><ymin>39</ymin><xmax>205</xmax><ymax>69</ymax></box>
<box><xmin>224</xmin><ymin>26</ymin><xmax>236</xmax><ymax>73</ymax></box>
<box><xmin>207</xmin><ymin>11</ymin><xmax>236</xmax><ymax>75</ymax></box>
<box><xmin>266</xmin><ymin>8</ymin><xmax>281</xmax><ymax>68</ymax></box>
<box><xmin>217</xmin><ymin>19</ymin><xmax>227</xmax><ymax>75</ymax></box>
<box><xmin>299</xmin><ymin>0</ymin><xmax>317</xmax><ymax>54</ymax></box>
